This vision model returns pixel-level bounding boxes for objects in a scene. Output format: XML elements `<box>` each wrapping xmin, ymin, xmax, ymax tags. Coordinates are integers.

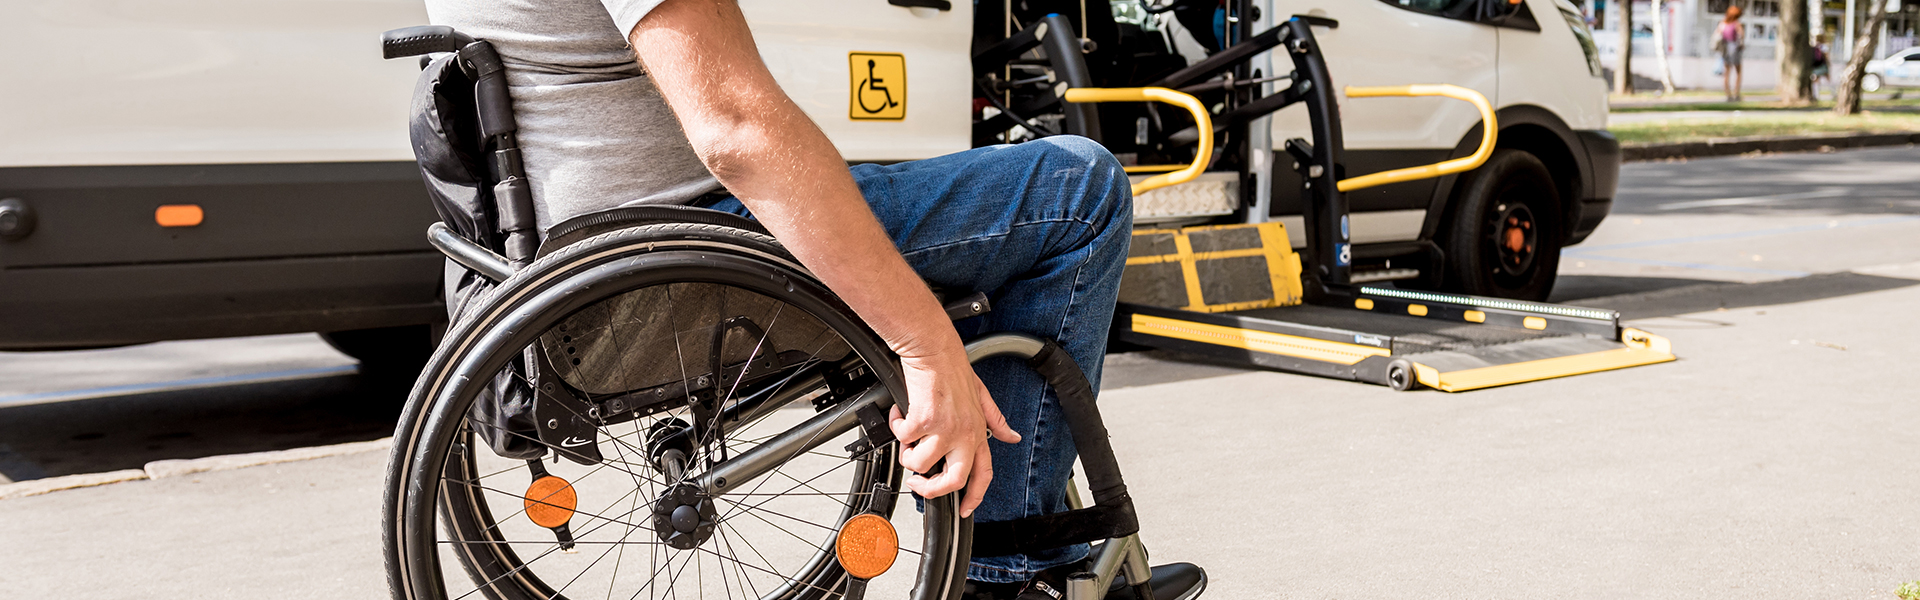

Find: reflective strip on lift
<box><xmin>1131</xmin><ymin>313</ymin><xmax>1391</xmax><ymax>365</ymax></box>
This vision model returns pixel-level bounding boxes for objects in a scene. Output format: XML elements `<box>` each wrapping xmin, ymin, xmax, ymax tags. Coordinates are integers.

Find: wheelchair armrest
<box><xmin>937</xmin><ymin>290</ymin><xmax>991</xmax><ymax>321</ymax></box>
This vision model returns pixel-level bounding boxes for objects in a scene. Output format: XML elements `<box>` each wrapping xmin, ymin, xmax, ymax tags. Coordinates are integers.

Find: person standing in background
<box><xmin>1811</xmin><ymin>34</ymin><xmax>1833</xmax><ymax>99</ymax></box>
<box><xmin>1713</xmin><ymin>5</ymin><xmax>1746</xmax><ymax>101</ymax></box>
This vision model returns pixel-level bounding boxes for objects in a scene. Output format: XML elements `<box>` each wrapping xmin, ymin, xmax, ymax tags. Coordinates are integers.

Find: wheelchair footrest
<box><xmin>968</xmin><ymin>500</ymin><xmax>1140</xmax><ymax>558</ymax></box>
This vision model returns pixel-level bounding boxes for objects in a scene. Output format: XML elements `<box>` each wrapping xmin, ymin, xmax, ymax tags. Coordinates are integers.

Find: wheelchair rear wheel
<box><xmin>385</xmin><ymin>222</ymin><xmax>971</xmax><ymax>600</ymax></box>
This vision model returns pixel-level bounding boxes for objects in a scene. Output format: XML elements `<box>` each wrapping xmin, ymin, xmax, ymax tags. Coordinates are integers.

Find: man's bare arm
<box><xmin>629</xmin><ymin>0</ymin><xmax>1017</xmax><ymax>515</ymax></box>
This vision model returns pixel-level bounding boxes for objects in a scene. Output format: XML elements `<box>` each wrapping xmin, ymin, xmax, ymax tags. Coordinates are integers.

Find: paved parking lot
<box><xmin>2</xmin><ymin>147</ymin><xmax>1916</xmax><ymax>598</ymax></box>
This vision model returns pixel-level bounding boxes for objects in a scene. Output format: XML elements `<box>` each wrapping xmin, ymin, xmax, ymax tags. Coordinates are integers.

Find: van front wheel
<box><xmin>1440</xmin><ymin>149</ymin><xmax>1562</xmax><ymax>302</ymax></box>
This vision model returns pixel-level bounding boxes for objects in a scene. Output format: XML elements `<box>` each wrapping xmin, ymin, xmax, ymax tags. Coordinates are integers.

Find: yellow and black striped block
<box><xmin>1120</xmin><ymin>222</ymin><xmax>1304</xmax><ymax>313</ymax></box>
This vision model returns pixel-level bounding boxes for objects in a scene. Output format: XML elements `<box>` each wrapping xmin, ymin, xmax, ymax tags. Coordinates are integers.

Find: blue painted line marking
<box><xmin>1569</xmin><ymin>215</ymin><xmax>1920</xmax><ymax>253</ymax></box>
<box><xmin>0</xmin><ymin>364</ymin><xmax>359</xmax><ymax>409</ymax></box>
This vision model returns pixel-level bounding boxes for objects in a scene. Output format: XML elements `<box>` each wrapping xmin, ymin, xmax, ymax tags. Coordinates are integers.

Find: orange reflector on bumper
<box><xmin>155</xmin><ymin>205</ymin><xmax>203</xmax><ymax>227</ymax></box>
<box><xmin>835</xmin><ymin>513</ymin><xmax>898</xmax><ymax>580</ymax></box>
<box><xmin>524</xmin><ymin>476</ymin><xmax>578</xmax><ymax>529</ymax></box>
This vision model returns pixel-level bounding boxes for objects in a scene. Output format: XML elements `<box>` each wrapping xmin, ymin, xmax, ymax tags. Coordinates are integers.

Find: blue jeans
<box><xmin>707</xmin><ymin>136</ymin><xmax>1133</xmax><ymax>582</ymax></box>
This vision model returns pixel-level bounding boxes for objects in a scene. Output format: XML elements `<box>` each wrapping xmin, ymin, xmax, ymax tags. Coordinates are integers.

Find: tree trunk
<box><xmin>1649</xmin><ymin>0</ymin><xmax>1677</xmax><ymax>93</ymax></box>
<box><xmin>1835</xmin><ymin>0</ymin><xmax>1894</xmax><ymax>114</ymax></box>
<box><xmin>1614</xmin><ymin>0</ymin><xmax>1635</xmax><ymax>95</ymax></box>
<box><xmin>1778</xmin><ymin>0</ymin><xmax>1816</xmax><ymax>104</ymax></box>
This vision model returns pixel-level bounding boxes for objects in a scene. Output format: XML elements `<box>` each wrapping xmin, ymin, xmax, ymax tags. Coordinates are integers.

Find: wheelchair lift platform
<box><xmin>1111</xmin><ymin>222</ymin><xmax>1673</xmax><ymax>392</ymax></box>
<box><xmin>1020</xmin><ymin>18</ymin><xmax>1676</xmax><ymax>392</ymax></box>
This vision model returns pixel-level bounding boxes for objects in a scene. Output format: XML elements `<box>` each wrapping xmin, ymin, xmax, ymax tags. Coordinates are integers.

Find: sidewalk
<box><xmin>2</xmin><ymin>273</ymin><xmax>1916</xmax><ymax>597</ymax></box>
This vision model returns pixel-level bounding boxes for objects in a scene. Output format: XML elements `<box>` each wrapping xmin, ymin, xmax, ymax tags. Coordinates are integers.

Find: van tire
<box><xmin>1440</xmin><ymin>149</ymin><xmax>1562</xmax><ymax>302</ymax></box>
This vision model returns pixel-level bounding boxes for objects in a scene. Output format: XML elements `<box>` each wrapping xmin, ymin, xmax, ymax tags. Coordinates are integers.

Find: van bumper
<box><xmin>0</xmin><ymin>252</ymin><xmax>445</xmax><ymax>350</ymax></box>
<box><xmin>1568</xmin><ymin>129</ymin><xmax>1620</xmax><ymax>246</ymax></box>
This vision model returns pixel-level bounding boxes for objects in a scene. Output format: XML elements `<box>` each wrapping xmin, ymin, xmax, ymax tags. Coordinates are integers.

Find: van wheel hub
<box><xmin>1492</xmin><ymin>202</ymin><xmax>1537</xmax><ymax>277</ymax></box>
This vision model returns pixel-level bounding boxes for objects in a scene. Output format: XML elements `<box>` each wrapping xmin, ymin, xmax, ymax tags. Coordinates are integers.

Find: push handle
<box><xmin>1335</xmin><ymin>84</ymin><xmax>1498</xmax><ymax>192</ymax></box>
<box><xmin>381</xmin><ymin>25</ymin><xmax>475</xmax><ymax>59</ymax></box>
<box><xmin>1061</xmin><ymin>87</ymin><xmax>1213</xmax><ymax>196</ymax></box>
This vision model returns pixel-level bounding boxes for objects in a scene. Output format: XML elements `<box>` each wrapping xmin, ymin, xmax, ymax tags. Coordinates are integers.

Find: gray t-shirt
<box><xmin>424</xmin><ymin>0</ymin><xmax>720</xmax><ymax>231</ymax></box>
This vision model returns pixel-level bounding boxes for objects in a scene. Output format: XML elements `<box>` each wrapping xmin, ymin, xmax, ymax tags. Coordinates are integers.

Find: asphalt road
<box><xmin>1</xmin><ymin>147</ymin><xmax>1917</xmax><ymax>598</ymax></box>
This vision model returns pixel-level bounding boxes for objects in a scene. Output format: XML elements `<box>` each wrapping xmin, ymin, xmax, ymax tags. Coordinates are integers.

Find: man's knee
<box><xmin>1026</xmin><ymin>135</ymin><xmax>1131</xmax><ymax>228</ymax></box>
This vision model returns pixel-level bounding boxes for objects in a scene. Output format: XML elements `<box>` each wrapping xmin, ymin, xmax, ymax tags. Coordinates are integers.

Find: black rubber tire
<box><xmin>1439</xmin><ymin>149</ymin><xmax>1564</xmax><ymax>302</ymax></box>
<box><xmin>384</xmin><ymin>222</ymin><xmax>971</xmax><ymax>600</ymax></box>
<box><xmin>323</xmin><ymin>325</ymin><xmax>436</xmax><ymax>376</ymax></box>
<box><xmin>1385</xmin><ymin>359</ymin><xmax>1419</xmax><ymax>392</ymax></box>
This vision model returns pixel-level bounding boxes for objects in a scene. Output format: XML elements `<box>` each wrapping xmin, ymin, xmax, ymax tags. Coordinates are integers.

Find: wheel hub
<box><xmin>1492</xmin><ymin>202</ymin><xmax>1537</xmax><ymax>277</ymax></box>
<box><xmin>653</xmin><ymin>483</ymin><xmax>718</xmax><ymax>550</ymax></box>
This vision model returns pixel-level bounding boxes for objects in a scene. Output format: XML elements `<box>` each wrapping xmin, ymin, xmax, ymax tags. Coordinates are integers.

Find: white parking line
<box><xmin>0</xmin><ymin>364</ymin><xmax>358</xmax><ymax>409</ymax></box>
<box><xmin>1655</xmin><ymin>187</ymin><xmax>1849</xmax><ymax>211</ymax></box>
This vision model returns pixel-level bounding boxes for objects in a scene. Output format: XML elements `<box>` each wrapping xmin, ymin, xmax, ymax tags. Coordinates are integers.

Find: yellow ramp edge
<box><xmin>1132</xmin><ymin>313</ymin><xmax>1389</xmax><ymax>365</ymax></box>
<box><xmin>1412</xmin><ymin>328</ymin><xmax>1676</xmax><ymax>392</ymax></box>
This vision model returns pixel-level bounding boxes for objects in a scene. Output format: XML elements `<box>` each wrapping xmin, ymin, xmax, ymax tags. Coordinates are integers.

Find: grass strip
<box><xmin>1609</xmin><ymin>110</ymin><xmax>1920</xmax><ymax>145</ymax></box>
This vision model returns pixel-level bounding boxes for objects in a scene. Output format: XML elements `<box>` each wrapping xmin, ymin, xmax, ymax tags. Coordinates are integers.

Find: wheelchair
<box><xmin>378</xmin><ymin>26</ymin><xmax>1201</xmax><ymax>600</ymax></box>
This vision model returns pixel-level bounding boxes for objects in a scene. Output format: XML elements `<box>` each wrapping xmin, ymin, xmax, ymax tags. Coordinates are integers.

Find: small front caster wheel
<box><xmin>1386</xmin><ymin>359</ymin><xmax>1420</xmax><ymax>392</ymax></box>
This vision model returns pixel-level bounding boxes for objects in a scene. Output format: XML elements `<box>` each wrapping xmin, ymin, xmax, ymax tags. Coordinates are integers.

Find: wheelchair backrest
<box><xmin>408</xmin><ymin>53</ymin><xmax>499</xmax><ymax>253</ymax></box>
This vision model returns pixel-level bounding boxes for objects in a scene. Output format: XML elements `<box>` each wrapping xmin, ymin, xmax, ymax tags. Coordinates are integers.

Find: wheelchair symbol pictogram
<box><xmin>848</xmin><ymin>53</ymin><xmax>906</xmax><ymax>120</ymax></box>
<box><xmin>856</xmin><ymin>60</ymin><xmax>899</xmax><ymax>114</ymax></box>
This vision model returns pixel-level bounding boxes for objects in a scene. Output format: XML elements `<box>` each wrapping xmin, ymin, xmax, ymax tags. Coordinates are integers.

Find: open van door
<box><xmin>1268</xmin><ymin>0</ymin><xmax>1499</xmax><ymax>245</ymax></box>
<box><xmin>742</xmin><ymin>0</ymin><xmax>974</xmax><ymax>163</ymax></box>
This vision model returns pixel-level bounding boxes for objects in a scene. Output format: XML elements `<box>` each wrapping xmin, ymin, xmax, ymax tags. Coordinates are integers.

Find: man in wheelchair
<box><xmin>397</xmin><ymin>1</ymin><xmax>1153</xmax><ymax>599</ymax></box>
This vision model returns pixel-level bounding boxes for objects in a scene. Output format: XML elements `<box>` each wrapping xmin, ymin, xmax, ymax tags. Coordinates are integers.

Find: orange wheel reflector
<box><xmin>524</xmin><ymin>476</ymin><xmax>577</xmax><ymax>529</ymax></box>
<box><xmin>154</xmin><ymin>204</ymin><xmax>203</xmax><ymax>228</ymax></box>
<box><xmin>834</xmin><ymin>513</ymin><xmax>898</xmax><ymax>580</ymax></box>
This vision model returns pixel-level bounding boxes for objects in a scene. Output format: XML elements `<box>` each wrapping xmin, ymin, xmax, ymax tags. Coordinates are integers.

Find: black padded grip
<box><xmin>1027</xmin><ymin>340</ymin><xmax>1129</xmax><ymax>507</ymax></box>
<box><xmin>968</xmin><ymin>339</ymin><xmax>1140</xmax><ymax>558</ymax></box>
<box><xmin>381</xmin><ymin>26</ymin><xmax>474</xmax><ymax>59</ymax></box>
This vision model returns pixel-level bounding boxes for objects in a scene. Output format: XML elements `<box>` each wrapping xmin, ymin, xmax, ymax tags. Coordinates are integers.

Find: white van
<box><xmin>0</xmin><ymin>0</ymin><xmax>1614</xmax><ymax>354</ymax></box>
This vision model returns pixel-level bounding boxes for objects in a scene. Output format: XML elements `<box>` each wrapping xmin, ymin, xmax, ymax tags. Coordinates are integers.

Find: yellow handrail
<box><xmin>1061</xmin><ymin>87</ymin><xmax>1213</xmax><ymax>196</ymax></box>
<box><xmin>1336</xmin><ymin>84</ymin><xmax>1498</xmax><ymax>192</ymax></box>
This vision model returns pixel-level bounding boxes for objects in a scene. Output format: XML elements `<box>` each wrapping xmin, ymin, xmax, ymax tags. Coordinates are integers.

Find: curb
<box><xmin>1624</xmin><ymin>132</ymin><xmax>1920</xmax><ymax>161</ymax></box>
<box><xmin>0</xmin><ymin>437</ymin><xmax>391</xmax><ymax>501</ymax></box>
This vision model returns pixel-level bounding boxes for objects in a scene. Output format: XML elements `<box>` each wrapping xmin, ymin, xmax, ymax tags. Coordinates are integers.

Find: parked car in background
<box><xmin>1863</xmin><ymin>47</ymin><xmax>1920</xmax><ymax>92</ymax></box>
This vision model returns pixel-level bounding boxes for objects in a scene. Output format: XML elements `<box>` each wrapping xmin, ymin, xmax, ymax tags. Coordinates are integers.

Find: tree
<box><xmin>1648</xmin><ymin>0</ymin><xmax>1678</xmax><ymax>93</ymax></box>
<box><xmin>1778</xmin><ymin>0</ymin><xmax>1816</xmax><ymax>104</ymax></box>
<box><xmin>1835</xmin><ymin>0</ymin><xmax>1895</xmax><ymax>114</ymax></box>
<box><xmin>1614</xmin><ymin>0</ymin><xmax>1634</xmax><ymax>95</ymax></box>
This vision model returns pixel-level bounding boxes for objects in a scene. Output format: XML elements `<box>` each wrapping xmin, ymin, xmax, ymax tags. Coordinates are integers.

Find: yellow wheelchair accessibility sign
<box><xmin>848</xmin><ymin>53</ymin><xmax>906</xmax><ymax>121</ymax></box>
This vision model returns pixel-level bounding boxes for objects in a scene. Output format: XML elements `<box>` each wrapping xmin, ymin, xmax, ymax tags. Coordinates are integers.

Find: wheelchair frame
<box><xmin>382</xmin><ymin>25</ymin><xmax>1164</xmax><ymax>600</ymax></box>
